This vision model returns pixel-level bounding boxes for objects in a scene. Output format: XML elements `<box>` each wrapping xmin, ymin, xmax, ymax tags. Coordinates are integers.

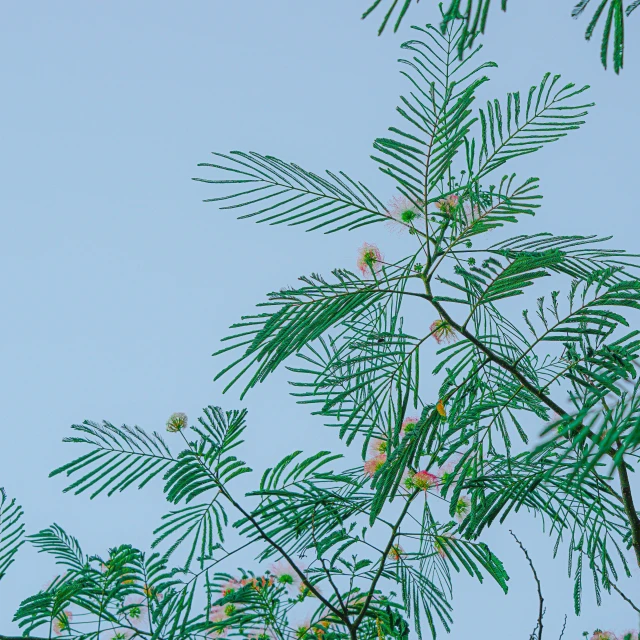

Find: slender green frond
<box><xmin>194</xmin><ymin>151</ymin><xmax>388</xmax><ymax>234</ymax></box>
<box><xmin>50</xmin><ymin>420</ymin><xmax>174</xmax><ymax>498</ymax></box>
<box><xmin>0</xmin><ymin>488</ymin><xmax>25</xmax><ymax>581</ymax></box>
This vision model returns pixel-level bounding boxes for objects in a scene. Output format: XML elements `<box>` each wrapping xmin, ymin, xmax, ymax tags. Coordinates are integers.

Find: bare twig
<box><xmin>510</xmin><ymin>530</ymin><xmax>544</xmax><ymax>640</ymax></box>
<box><xmin>558</xmin><ymin>615</ymin><xmax>567</xmax><ymax>640</ymax></box>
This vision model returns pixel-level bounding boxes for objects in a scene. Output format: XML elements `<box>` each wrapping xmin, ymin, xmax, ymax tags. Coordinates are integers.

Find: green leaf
<box><xmin>194</xmin><ymin>151</ymin><xmax>388</xmax><ymax>233</ymax></box>
<box><xmin>0</xmin><ymin>488</ymin><xmax>25</xmax><ymax>581</ymax></box>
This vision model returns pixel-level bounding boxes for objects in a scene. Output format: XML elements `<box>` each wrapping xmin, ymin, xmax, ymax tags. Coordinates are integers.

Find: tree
<box><xmin>362</xmin><ymin>0</ymin><xmax>639</xmax><ymax>74</ymax></box>
<box><xmin>2</xmin><ymin>16</ymin><xmax>639</xmax><ymax>640</ymax></box>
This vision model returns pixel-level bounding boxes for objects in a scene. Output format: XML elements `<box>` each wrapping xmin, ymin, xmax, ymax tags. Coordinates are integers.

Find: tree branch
<box><xmin>177</xmin><ymin>433</ymin><xmax>348</xmax><ymax>625</ymax></box>
<box><xmin>425</xmin><ymin>290</ymin><xmax>640</xmax><ymax>566</ymax></box>
<box><xmin>510</xmin><ymin>530</ymin><xmax>544</xmax><ymax>640</ymax></box>
<box><xmin>353</xmin><ymin>492</ymin><xmax>416</xmax><ymax>629</ymax></box>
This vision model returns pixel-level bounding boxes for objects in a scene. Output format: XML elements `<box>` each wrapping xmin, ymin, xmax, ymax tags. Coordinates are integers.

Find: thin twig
<box><xmin>510</xmin><ymin>530</ymin><xmax>544</xmax><ymax>640</ymax></box>
<box><xmin>558</xmin><ymin>615</ymin><xmax>567</xmax><ymax>640</ymax></box>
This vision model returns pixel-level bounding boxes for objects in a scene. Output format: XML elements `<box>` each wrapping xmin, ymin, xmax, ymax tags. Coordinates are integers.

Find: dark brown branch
<box><xmin>558</xmin><ymin>615</ymin><xmax>567</xmax><ymax>640</ymax></box>
<box><xmin>426</xmin><ymin>290</ymin><xmax>640</xmax><ymax>566</ymax></box>
<box><xmin>510</xmin><ymin>530</ymin><xmax>544</xmax><ymax>640</ymax></box>
<box><xmin>617</xmin><ymin>443</ymin><xmax>640</xmax><ymax>567</ymax></box>
<box><xmin>177</xmin><ymin>433</ymin><xmax>348</xmax><ymax>625</ymax></box>
<box><xmin>353</xmin><ymin>493</ymin><xmax>416</xmax><ymax>630</ymax></box>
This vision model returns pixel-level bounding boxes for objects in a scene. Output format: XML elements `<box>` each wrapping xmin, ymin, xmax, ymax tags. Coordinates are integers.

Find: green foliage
<box><xmin>198</xmin><ymin>17</ymin><xmax>640</xmax><ymax>624</ymax></box>
<box><xmin>193</xmin><ymin>152</ymin><xmax>389</xmax><ymax>234</ymax></box>
<box><xmin>7</xmin><ymin>15</ymin><xmax>640</xmax><ymax>640</ymax></box>
<box><xmin>362</xmin><ymin>0</ymin><xmax>639</xmax><ymax>73</ymax></box>
<box><xmin>0</xmin><ymin>487</ymin><xmax>25</xmax><ymax>582</ymax></box>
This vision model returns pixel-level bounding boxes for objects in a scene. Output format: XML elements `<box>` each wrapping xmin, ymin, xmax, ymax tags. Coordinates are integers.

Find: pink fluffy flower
<box><xmin>620</xmin><ymin>632</ymin><xmax>639</xmax><ymax>640</ymax></box>
<box><xmin>53</xmin><ymin>610</ymin><xmax>73</xmax><ymax>636</ymax></box>
<box><xmin>123</xmin><ymin>596</ymin><xmax>148</xmax><ymax>628</ymax></box>
<box><xmin>406</xmin><ymin>470</ymin><xmax>439</xmax><ymax>491</ymax></box>
<box><xmin>435</xmin><ymin>194</ymin><xmax>459</xmax><ymax>214</ymax></box>
<box><xmin>364</xmin><ymin>453</ymin><xmax>387</xmax><ymax>478</ymax></box>
<box><xmin>454</xmin><ymin>495</ymin><xmax>471</xmax><ymax>522</ymax></box>
<box><xmin>591</xmin><ymin>632</ymin><xmax>618</xmax><ymax>640</ymax></box>
<box><xmin>438</xmin><ymin>456</ymin><xmax>462</xmax><ymax>486</ymax></box>
<box><xmin>269</xmin><ymin>560</ymin><xmax>302</xmax><ymax>591</ymax></box>
<box><xmin>401</xmin><ymin>416</ymin><xmax>419</xmax><ymax>435</ymax></box>
<box><xmin>463</xmin><ymin>200</ymin><xmax>480</xmax><ymax>223</ymax></box>
<box><xmin>385</xmin><ymin>195</ymin><xmax>423</xmax><ymax>231</ymax></box>
<box><xmin>434</xmin><ymin>534</ymin><xmax>455</xmax><ymax>559</ymax></box>
<box><xmin>430</xmin><ymin>319</ymin><xmax>458</xmax><ymax>345</ymax></box>
<box><xmin>356</xmin><ymin>243</ymin><xmax>383</xmax><ymax>276</ymax></box>
<box><xmin>368</xmin><ymin>437</ymin><xmax>388</xmax><ymax>456</ymax></box>
<box><xmin>208</xmin><ymin>605</ymin><xmax>229</xmax><ymax>639</ymax></box>
<box><xmin>220</xmin><ymin>577</ymin><xmax>243</xmax><ymax>597</ymax></box>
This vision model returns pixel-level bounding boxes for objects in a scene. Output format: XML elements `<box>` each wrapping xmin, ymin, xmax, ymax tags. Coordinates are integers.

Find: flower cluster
<box><xmin>269</xmin><ymin>561</ymin><xmax>303</xmax><ymax>591</ymax></box>
<box><xmin>406</xmin><ymin>470</ymin><xmax>439</xmax><ymax>491</ymax></box>
<box><xmin>435</xmin><ymin>194</ymin><xmax>459</xmax><ymax>214</ymax></box>
<box><xmin>430</xmin><ymin>319</ymin><xmax>458</xmax><ymax>345</ymax></box>
<box><xmin>363</xmin><ymin>420</ymin><xmax>416</xmax><ymax>478</ymax></box>
<box><xmin>295</xmin><ymin>618</ymin><xmax>331</xmax><ymax>640</ymax></box>
<box><xmin>356</xmin><ymin>243</ymin><xmax>383</xmax><ymax>276</ymax></box>
<box><xmin>53</xmin><ymin>610</ymin><xmax>73</xmax><ymax>636</ymax></box>
<box><xmin>208</xmin><ymin>565</ymin><xmax>311</xmax><ymax>638</ymax></box>
<box><xmin>385</xmin><ymin>195</ymin><xmax>423</xmax><ymax>231</ymax></box>
<box><xmin>363</xmin><ymin>453</ymin><xmax>386</xmax><ymax>478</ymax></box>
<box><xmin>388</xmin><ymin>544</ymin><xmax>405</xmax><ymax>561</ymax></box>
<box><xmin>433</xmin><ymin>533</ymin><xmax>456</xmax><ymax>559</ymax></box>
<box><xmin>122</xmin><ymin>595</ymin><xmax>148</xmax><ymax>628</ymax></box>
<box><xmin>209</xmin><ymin>575</ymin><xmax>278</xmax><ymax>639</ymax></box>
<box><xmin>589</xmin><ymin>632</ymin><xmax>639</xmax><ymax>640</ymax></box>
<box><xmin>166</xmin><ymin>412</ymin><xmax>188</xmax><ymax>433</ymax></box>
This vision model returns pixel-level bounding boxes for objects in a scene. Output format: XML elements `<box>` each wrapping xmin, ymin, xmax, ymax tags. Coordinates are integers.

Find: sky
<box><xmin>1</xmin><ymin>0</ymin><xmax>640</xmax><ymax>637</ymax></box>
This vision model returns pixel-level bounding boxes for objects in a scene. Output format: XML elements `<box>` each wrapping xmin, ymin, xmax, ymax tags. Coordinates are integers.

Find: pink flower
<box><xmin>434</xmin><ymin>534</ymin><xmax>455</xmax><ymax>559</ymax></box>
<box><xmin>435</xmin><ymin>194</ymin><xmax>459</xmax><ymax>214</ymax></box>
<box><xmin>620</xmin><ymin>632</ymin><xmax>638</xmax><ymax>640</ymax></box>
<box><xmin>123</xmin><ymin>596</ymin><xmax>148</xmax><ymax>628</ymax></box>
<box><xmin>269</xmin><ymin>560</ymin><xmax>302</xmax><ymax>591</ymax></box>
<box><xmin>364</xmin><ymin>453</ymin><xmax>386</xmax><ymax>478</ymax></box>
<box><xmin>385</xmin><ymin>195</ymin><xmax>423</xmax><ymax>231</ymax></box>
<box><xmin>438</xmin><ymin>455</ymin><xmax>461</xmax><ymax>485</ymax></box>
<box><xmin>220</xmin><ymin>577</ymin><xmax>243</xmax><ymax>597</ymax></box>
<box><xmin>429</xmin><ymin>319</ymin><xmax>458</xmax><ymax>345</ymax></box>
<box><xmin>208</xmin><ymin>605</ymin><xmax>229</xmax><ymax>638</ymax></box>
<box><xmin>53</xmin><ymin>610</ymin><xmax>73</xmax><ymax>636</ymax></box>
<box><xmin>401</xmin><ymin>416</ymin><xmax>419</xmax><ymax>435</ymax></box>
<box><xmin>454</xmin><ymin>495</ymin><xmax>471</xmax><ymax>522</ymax></box>
<box><xmin>591</xmin><ymin>632</ymin><xmax>618</xmax><ymax>640</ymax></box>
<box><xmin>356</xmin><ymin>243</ymin><xmax>383</xmax><ymax>276</ymax></box>
<box><xmin>368</xmin><ymin>438</ymin><xmax>388</xmax><ymax>456</ymax></box>
<box><xmin>388</xmin><ymin>544</ymin><xmax>405</xmax><ymax>561</ymax></box>
<box><xmin>463</xmin><ymin>200</ymin><xmax>480</xmax><ymax>223</ymax></box>
<box><xmin>406</xmin><ymin>470</ymin><xmax>439</xmax><ymax>491</ymax></box>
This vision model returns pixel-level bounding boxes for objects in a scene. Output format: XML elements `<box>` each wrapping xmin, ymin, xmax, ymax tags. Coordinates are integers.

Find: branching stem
<box><xmin>424</xmin><ymin>289</ymin><xmax>640</xmax><ymax>566</ymax></box>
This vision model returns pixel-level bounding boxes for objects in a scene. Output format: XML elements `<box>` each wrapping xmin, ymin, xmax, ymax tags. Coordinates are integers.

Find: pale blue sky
<box><xmin>1</xmin><ymin>1</ymin><xmax>640</xmax><ymax>637</ymax></box>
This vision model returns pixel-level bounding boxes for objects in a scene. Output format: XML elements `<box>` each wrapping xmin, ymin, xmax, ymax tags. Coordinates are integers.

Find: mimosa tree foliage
<box><xmin>363</xmin><ymin>0</ymin><xmax>639</xmax><ymax>73</ymax></box>
<box><xmin>1</xmin><ymin>18</ymin><xmax>639</xmax><ymax>640</ymax></box>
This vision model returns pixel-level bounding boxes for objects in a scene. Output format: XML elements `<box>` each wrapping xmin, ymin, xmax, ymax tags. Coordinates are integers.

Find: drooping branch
<box><xmin>425</xmin><ymin>288</ymin><xmax>640</xmax><ymax>566</ymax></box>
<box><xmin>510</xmin><ymin>530</ymin><xmax>544</xmax><ymax>640</ymax></box>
